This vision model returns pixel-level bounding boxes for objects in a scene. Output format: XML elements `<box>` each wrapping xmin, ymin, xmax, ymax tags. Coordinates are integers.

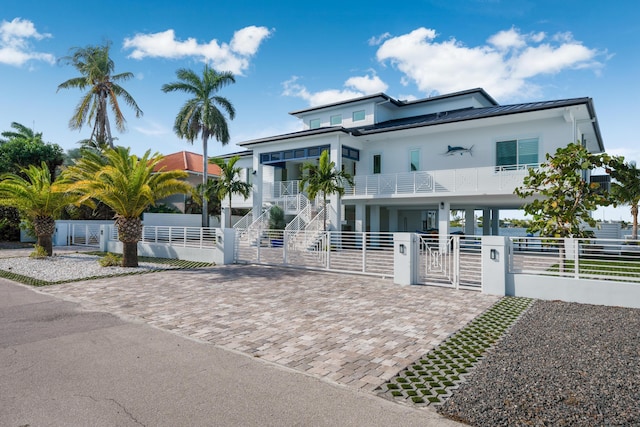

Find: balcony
<box><xmin>343</xmin><ymin>166</ymin><xmax>531</xmax><ymax>199</ymax></box>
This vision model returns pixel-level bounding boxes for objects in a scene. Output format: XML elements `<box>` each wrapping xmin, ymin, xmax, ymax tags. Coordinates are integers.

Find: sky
<box><xmin>1</xmin><ymin>0</ymin><xmax>640</xmax><ymax>221</ymax></box>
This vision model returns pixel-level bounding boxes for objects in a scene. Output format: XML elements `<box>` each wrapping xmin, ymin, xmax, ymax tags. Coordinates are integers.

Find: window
<box><xmin>373</xmin><ymin>154</ymin><xmax>381</xmax><ymax>174</ymax></box>
<box><xmin>409</xmin><ymin>149</ymin><xmax>420</xmax><ymax>172</ymax></box>
<box><xmin>496</xmin><ymin>138</ymin><xmax>538</xmax><ymax>169</ymax></box>
<box><xmin>330</xmin><ymin>114</ymin><xmax>342</xmax><ymax>125</ymax></box>
<box><xmin>309</xmin><ymin>118</ymin><xmax>321</xmax><ymax>129</ymax></box>
<box><xmin>352</xmin><ymin>110</ymin><xmax>365</xmax><ymax>121</ymax></box>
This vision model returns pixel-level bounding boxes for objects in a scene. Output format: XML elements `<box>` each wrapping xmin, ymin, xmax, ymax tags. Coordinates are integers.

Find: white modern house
<box><xmin>225</xmin><ymin>88</ymin><xmax>604</xmax><ymax>237</ymax></box>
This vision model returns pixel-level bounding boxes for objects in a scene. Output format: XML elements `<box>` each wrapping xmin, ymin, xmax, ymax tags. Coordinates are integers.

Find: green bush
<box><xmin>99</xmin><ymin>253</ymin><xmax>122</xmax><ymax>267</ymax></box>
<box><xmin>29</xmin><ymin>245</ymin><xmax>48</xmax><ymax>259</ymax></box>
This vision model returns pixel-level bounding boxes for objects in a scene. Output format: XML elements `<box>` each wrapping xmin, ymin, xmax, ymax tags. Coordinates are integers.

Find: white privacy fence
<box><xmin>108</xmin><ymin>225</ymin><xmax>218</xmax><ymax>249</ymax></box>
<box><xmin>509</xmin><ymin>236</ymin><xmax>640</xmax><ymax>283</ymax></box>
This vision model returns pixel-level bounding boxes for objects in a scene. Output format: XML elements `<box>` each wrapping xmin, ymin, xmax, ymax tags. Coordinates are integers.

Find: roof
<box><xmin>350</xmin><ymin>97</ymin><xmax>594</xmax><ymax>135</ymax></box>
<box><xmin>288</xmin><ymin>88</ymin><xmax>498</xmax><ymax>116</ymax></box>
<box><xmin>240</xmin><ymin>96</ymin><xmax>604</xmax><ymax>151</ymax></box>
<box><xmin>154</xmin><ymin>151</ymin><xmax>221</xmax><ymax>176</ymax></box>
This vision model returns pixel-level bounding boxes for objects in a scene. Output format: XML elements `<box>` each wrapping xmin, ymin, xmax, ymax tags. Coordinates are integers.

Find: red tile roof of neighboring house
<box><xmin>154</xmin><ymin>151</ymin><xmax>221</xmax><ymax>176</ymax></box>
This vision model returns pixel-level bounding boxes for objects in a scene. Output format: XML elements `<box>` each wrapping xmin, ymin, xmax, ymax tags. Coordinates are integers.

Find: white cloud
<box><xmin>123</xmin><ymin>26</ymin><xmax>272</xmax><ymax>75</ymax></box>
<box><xmin>368</xmin><ymin>32</ymin><xmax>391</xmax><ymax>46</ymax></box>
<box><xmin>133</xmin><ymin>119</ymin><xmax>170</xmax><ymax>136</ymax></box>
<box><xmin>0</xmin><ymin>18</ymin><xmax>54</xmax><ymax>66</ymax></box>
<box><xmin>283</xmin><ymin>72</ymin><xmax>388</xmax><ymax>106</ymax></box>
<box><xmin>376</xmin><ymin>27</ymin><xmax>603</xmax><ymax>100</ymax></box>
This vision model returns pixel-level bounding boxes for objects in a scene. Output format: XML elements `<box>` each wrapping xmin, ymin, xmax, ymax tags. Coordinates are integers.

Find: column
<box><xmin>438</xmin><ymin>201</ymin><xmax>450</xmax><ymax>251</ymax></box>
<box><xmin>329</xmin><ymin>137</ymin><xmax>343</xmax><ymax>230</ymax></box>
<box><xmin>252</xmin><ymin>158</ymin><xmax>263</xmax><ymax>221</ymax></box>
<box><xmin>491</xmin><ymin>208</ymin><xmax>500</xmax><ymax>236</ymax></box>
<box><xmin>388</xmin><ymin>208</ymin><xmax>398</xmax><ymax>232</ymax></box>
<box><xmin>369</xmin><ymin>205</ymin><xmax>380</xmax><ymax>232</ymax></box>
<box><xmin>464</xmin><ymin>208</ymin><xmax>475</xmax><ymax>236</ymax></box>
<box><xmin>482</xmin><ymin>208</ymin><xmax>491</xmax><ymax>236</ymax></box>
<box><xmin>355</xmin><ymin>203</ymin><xmax>366</xmax><ymax>233</ymax></box>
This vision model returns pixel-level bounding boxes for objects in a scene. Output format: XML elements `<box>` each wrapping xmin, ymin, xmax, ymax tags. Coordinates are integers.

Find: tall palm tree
<box><xmin>0</xmin><ymin>162</ymin><xmax>76</xmax><ymax>255</ymax></box>
<box><xmin>0</xmin><ymin>122</ymin><xmax>43</xmax><ymax>144</ymax></box>
<box><xmin>57</xmin><ymin>42</ymin><xmax>143</xmax><ymax>149</ymax></box>
<box><xmin>64</xmin><ymin>147</ymin><xmax>191</xmax><ymax>267</ymax></box>
<box><xmin>611</xmin><ymin>161</ymin><xmax>640</xmax><ymax>240</ymax></box>
<box><xmin>162</xmin><ymin>66</ymin><xmax>236</xmax><ymax>227</ymax></box>
<box><xmin>300</xmin><ymin>150</ymin><xmax>353</xmax><ymax>231</ymax></box>
<box><xmin>210</xmin><ymin>156</ymin><xmax>251</xmax><ymax>228</ymax></box>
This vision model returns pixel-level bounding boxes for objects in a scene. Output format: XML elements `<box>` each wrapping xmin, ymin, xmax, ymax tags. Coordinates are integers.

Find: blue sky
<box><xmin>2</xmin><ymin>0</ymin><xmax>639</xmax><ymax>220</ymax></box>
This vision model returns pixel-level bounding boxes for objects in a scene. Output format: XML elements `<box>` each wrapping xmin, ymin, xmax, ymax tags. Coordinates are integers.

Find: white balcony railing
<box><xmin>343</xmin><ymin>166</ymin><xmax>531</xmax><ymax>198</ymax></box>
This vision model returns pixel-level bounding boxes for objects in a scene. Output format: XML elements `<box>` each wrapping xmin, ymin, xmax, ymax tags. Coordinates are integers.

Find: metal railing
<box><xmin>343</xmin><ymin>166</ymin><xmax>531</xmax><ymax>198</ymax></box>
<box><xmin>509</xmin><ymin>237</ymin><xmax>640</xmax><ymax>282</ymax></box>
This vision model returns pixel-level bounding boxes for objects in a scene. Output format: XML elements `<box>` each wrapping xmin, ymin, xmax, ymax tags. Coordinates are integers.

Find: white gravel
<box><xmin>0</xmin><ymin>253</ymin><xmax>171</xmax><ymax>282</ymax></box>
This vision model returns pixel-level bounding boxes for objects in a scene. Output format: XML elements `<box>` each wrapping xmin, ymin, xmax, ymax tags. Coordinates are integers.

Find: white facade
<box><xmin>231</xmin><ymin>88</ymin><xmax>604</xmax><ymax>235</ymax></box>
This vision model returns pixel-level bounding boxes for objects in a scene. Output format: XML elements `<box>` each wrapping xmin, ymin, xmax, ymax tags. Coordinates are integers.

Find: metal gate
<box><xmin>234</xmin><ymin>230</ymin><xmax>394</xmax><ymax>277</ymax></box>
<box><xmin>417</xmin><ymin>234</ymin><xmax>482</xmax><ymax>290</ymax></box>
<box><xmin>69</xmin><ymin>223</ymin><xmax>101</xmax><ymax>247</ymax></box>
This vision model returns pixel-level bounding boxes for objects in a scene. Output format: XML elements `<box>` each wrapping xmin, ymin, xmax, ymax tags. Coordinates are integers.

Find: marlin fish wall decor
<box><xmin>444</xmin><ymin>145</ymin><xmax>473</xmax><ymax>156</ymax></box>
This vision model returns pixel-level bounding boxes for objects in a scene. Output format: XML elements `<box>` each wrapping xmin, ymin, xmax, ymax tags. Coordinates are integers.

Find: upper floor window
<box><xmin>496</xmin><ymin>138</ymin><xmax>538</xmax><ymax>169</ymax></box>
<box><xmin>352</xmin><ymin>110</ymin><xmax>365</xmax><ymax>122</ymax></box>
<box><xmin>330</xmin><ymin>114</ymin><xmax>342</xmax><ymax>125</ymax></box>
<box><xmin>373</xmin><ymin>154</ymin><xmax>381</xmax><ymax>174</ymax></box>
<box><xmin>410</xmin><ymin>149</ymin><xmax>420</xmax><ymax>172</ymax></box>
<box><xmin>309</xmin><ymin>118</ymin><xmax>321</xmax><ymax>129</ymax></box>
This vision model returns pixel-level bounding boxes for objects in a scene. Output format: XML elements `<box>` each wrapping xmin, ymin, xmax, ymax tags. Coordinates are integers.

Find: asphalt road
<box><xmin>0</xmin><ymin>279</ymin><xmax>459</xmax><ymax>426</ymax></box>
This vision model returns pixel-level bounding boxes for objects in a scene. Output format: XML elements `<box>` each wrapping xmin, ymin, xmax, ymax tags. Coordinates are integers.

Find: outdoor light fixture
<box><xmin>399</xmin><ymin>244</ymin><xmax>406</xmax><ymax>254</ymax></box>
<box><xmin>490</xmin><ymin>249</ymin><xmax>498</xmax><ymax>260</ymax></box>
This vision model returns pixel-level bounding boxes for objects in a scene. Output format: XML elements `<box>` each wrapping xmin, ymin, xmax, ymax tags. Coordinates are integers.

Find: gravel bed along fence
<box><xmin>0</xmin><ymin>253</ymin><xmax>213</xmax><ymax>286</ymax></box>
<box><xmin>438</xmin><ymin>300</ymin><xmax>640</xmax><ymax>426</ymax></box>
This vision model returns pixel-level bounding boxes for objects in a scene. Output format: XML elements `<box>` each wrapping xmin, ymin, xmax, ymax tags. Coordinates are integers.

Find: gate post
<box><xmin>394</xmin><ymin>233</ymin><xmax>417</xmax><ymax>285</ymax></box>
<box><xmin>481</xmin><ymin>236</ymin><xmax>507</xmax><ymax>295</ymax></box>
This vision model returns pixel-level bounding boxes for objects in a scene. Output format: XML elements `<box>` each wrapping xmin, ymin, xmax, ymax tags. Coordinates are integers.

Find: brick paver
<box><xmin>42</xmin><ymin>264</ymin><xmax>499</xmax><ymax>391</ymax></box>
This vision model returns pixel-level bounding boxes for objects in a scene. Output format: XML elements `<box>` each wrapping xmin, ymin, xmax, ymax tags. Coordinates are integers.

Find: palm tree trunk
<box><xmin>34</xmin><ymin>216</ymin><xmax>55</xmax><ymax>256</ymax></box>
<box><xmin>228</xmin><ymin>193</ymin><xmax>233</xmax><ymax>228</ymax></box>
<box><xmin>202</xmin><ymin>134</ymin><xmax>209</xmax><ymax>228</ymax></box>
<box><xmin>632</xmin><ymin>204</ymin><xmax>638</xmax><ymax>240</ymax></box>
<box><xmin>116</xmin><ymin>216</ymin><xmax>142</xmax><ymax>267</ymax></box>
<box><xmin>122</xmin><ymin>241</ymin><xmax>139</xmax><ymax>267</ymax></box>
<box><xmin>323</xmin><ymin>193</ymin><xmax>327</xmax><ymax>231</ymax></box>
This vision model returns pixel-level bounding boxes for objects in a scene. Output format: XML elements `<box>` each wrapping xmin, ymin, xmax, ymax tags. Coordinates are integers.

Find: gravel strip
<box><xmin>438</xmin><ymin>300</ymin><xmax>640</xmax><ymax>426</ymax></box>
<box><xmin>0</xmin><ymin>253</ymin><xmax>172</xmax><ymax>282</ymax></box>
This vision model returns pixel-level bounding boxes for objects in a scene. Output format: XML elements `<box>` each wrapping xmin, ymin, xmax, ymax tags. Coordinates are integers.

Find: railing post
<box><xmin>326</xmin><ymin>231</ymin><xmax>331</xmax><ymax>270</ymax></box>
<box><xmin>283</xmin><ymin>230</ymin><xmax>288</xmax><ymax>264</ymax></box>
<box><xmin>200</xmin><ymin>228</ymin><xmax>204</xmax><ymax>249</ymax></box>
<box><xmin>574</xmin><ymin>239</ymin><xmax>580</xmax><ymax>279</ymax></box>
<box><xmin>184</xmin><ymin>227</ymin><xmax>187</xmax><ymax>247</ymax></box>
<box><xmin>362</xmin><ymin>232</ymin><xmax>367</xmax><ymax>273</ymax></box>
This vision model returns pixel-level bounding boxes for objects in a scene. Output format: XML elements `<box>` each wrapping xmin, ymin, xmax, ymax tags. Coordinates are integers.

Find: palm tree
<box><xmin>0</xmin><ymin>162</ymin><xmax>76</xmax><ymax>255</ymax></box>
<box><xmin>162</xmin><ymin>66</ymin><xmax>236</xmax><ymax>227</ymax></box>
<box><xmin>210</xmin><ymin>156</ymin><xmax>251</xmax><ymax>228</ymax></box>
<box><xmin>57</xmin><ymin>42</ymin><xmax>143</xmax><ymax>149</ymax></box>
<box><xmin>300</xmin><ymin>150</ymin><xmax>353</xmax><ymax>231</ymax></box>
<box><xmin>64</xmin><ymin>147</ymin><xmax>191</xmax><ymax>267</ymax></box>
<box><xmin>611</xmin><ymin>161</ymin><xmax>640</xmax><ymax>240</ymax></box>
<box><xmin>0</xmin><ymin>122</ymin><xmax>43</xmax><ymax>144</ymax></box>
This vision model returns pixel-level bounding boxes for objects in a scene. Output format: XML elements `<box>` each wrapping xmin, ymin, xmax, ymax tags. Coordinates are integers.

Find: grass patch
<box><xmin>378</xmin><ymin>296</ymin><xmax>534</xmax><ymax>407</ymax></box>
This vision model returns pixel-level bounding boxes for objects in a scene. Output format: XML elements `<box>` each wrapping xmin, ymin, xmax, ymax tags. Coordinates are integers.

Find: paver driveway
<box><xmin>43</xmin><ymin>265</ymin><xmax>499</xmax><ymax>391</ymax></box>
